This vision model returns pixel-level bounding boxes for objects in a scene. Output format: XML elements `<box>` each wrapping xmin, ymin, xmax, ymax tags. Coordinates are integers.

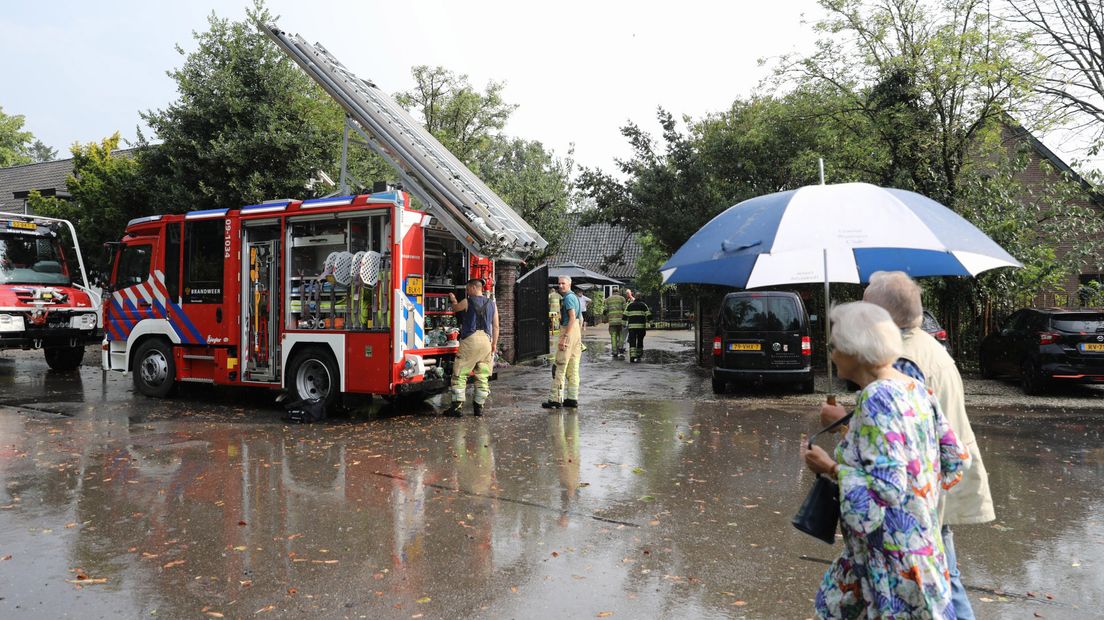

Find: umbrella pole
<box><xmin>823</xmin><ymin>249</ymin><xmax>832</xmax><ymax>394</ymax></box>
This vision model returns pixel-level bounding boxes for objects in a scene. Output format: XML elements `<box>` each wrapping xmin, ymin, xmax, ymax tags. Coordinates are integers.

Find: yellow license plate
<box><xmin>729</xmin><ymin>343</ymin><xmax>761</xmax><ymax>351</ymax></box>
<box><xmin>404</xmin><ymin>276</ymin><xmax>423</xmax><ymax>296</ymax></box>
<box><xmin>9</xmin><ymin>221</ymin><xmax>36</xmax><ymax>230</ymax></box>
<box><xmin>1081</xmin><ymin>343</ymin><xmax>1104</xmax><ymax>352</ymax></box>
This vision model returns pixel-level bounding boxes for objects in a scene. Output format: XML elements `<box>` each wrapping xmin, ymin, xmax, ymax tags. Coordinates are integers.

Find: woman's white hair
<box><xmin>863</xmin><ymin>271</ymin><xmax>923</xmax><ymax>329</ymax></box>
<box><xmin>829</xmin><ymin>301</ymin><xmax>903</xmax><ymax>367</ymax></box>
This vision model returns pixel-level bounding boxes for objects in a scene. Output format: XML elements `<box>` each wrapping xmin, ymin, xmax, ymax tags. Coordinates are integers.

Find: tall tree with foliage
<box><xmin>27</xmin><ymin>134</ymin><xmax>149</xmax><ymax>271</ymax></box>
<box><xmin>1008</xmin><ymin>0</ymin><xmax>1104</xmax><ymax>151</ymax></box>
<box><xmin>396</xmin><ymin>66</ymin><xmax>517</xmax><ymax>165</ymax></box>
<box><xmin>578</xmin><ymin>88</ymin><xmax>881</xmax><ymax>256</ymax></box>
<box><xmin>138</xmin><ymin>1</ymin><xmax>344</xmax><ymax>212</ymax></box>
<box><xmin>778</xmin><ymin>0</ymin><xmax>1032</xmax><ymax>205</ymax></box>
<box><xmin>0</xmin><ymin>106</ymin><xmax>54</xmax><ymax>167</ymax></box>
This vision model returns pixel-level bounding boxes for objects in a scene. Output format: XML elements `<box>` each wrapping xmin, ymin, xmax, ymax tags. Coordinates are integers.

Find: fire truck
<box><xmin>0</xmin><ymin>211</ymin><xmax>100</xmax><ymax>370</ymax></box>
<box><xmin>101</xmin><ymin>25</ymin><xmax>546</xmax><ymax>408</ymax></box>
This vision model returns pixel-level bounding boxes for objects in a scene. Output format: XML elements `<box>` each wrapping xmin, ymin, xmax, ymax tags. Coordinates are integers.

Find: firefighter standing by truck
<box><xmin>624</xmin><ymin>289</ymin><xmax>651</xmax><ymax>363</ymax></box>
<box><xmin>604</xmin><ymin>287</ymin><xmax>626</xmax><ymax>359</ymax></box>
<box><xmin>445</xmin><ymin>278</ymin><xmax>499</xmax><ymax>417</ymax></box>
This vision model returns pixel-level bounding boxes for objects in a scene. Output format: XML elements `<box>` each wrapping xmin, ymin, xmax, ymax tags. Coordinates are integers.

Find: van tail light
<box><xmin>933</xmin><ymin>330</ymin><xmax>947</xmax><ymax>341</ymax></box>
<box><xmin>713</xmin><ymin>336</ymin><xmax>722</xmax><ymax>356</ymax></box>
<box><xmin>1039</xmin><ymin>332</ymin><xmax>1060</xmax><ymax>345</ymax></box>
<box><xmin>801</xmin><ymin>336</ymin><xmax>812</xmax><ymax>355</ymax></box>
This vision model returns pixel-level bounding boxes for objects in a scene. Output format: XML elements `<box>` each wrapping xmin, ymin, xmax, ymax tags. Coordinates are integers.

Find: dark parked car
<box><xmin>712</xmin><ymin>291</ymin><xmax>814</xmax><ymax>394</ymax></box>
<box><xmin>921</xmin><ymin>309</ymin><xmax>951</xmax><ymax>354</ymax></box>
<box><xmin>978</xmin><ymin>308</ymin><xmax>1104</xmax><ymax>394</ymax></box>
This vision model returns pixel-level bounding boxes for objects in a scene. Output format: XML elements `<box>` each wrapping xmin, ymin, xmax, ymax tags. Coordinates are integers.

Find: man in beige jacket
<box><xmin>864</xmin><ymin>271</ymin><xmax>994</xmax><ymax>620</ymax></box>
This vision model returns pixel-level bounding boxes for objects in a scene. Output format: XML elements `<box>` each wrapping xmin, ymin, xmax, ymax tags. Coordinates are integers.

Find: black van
<box><xmin>712</xmin><ymin>291</ymin><xmax>814</xmax><ymax>394</ymax></box>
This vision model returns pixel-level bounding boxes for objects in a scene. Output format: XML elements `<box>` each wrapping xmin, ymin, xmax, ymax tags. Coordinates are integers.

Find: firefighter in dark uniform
<box><xmin>624</xmin><ymin>289</ymin><xmax>651</xmax><ymax>363</ymax></box>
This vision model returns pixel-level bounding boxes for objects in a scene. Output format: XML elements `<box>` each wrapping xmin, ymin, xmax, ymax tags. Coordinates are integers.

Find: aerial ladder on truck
<box><xmin>260</xmin><ymin>24</ymin><xmax>547</xmax><ymax>262</ymax></box>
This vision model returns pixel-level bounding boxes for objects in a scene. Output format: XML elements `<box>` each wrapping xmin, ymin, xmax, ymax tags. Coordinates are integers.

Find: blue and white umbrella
<box><xmin>660</xmin><ymin>182</ymin><xmax>1021</xmax><ymax>392</ymax></box>
<box><xmin>660</xmin><ymin>182</ymin><xmax>1021</xmax><ymax>288</ymax></box>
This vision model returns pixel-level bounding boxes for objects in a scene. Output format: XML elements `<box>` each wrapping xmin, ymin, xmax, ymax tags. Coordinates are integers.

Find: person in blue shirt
<box><xmin>543</xmin><ymin>275</ymin><xmax>583</xmax><ymax>409</ymax></box>
<box><xmin>444</xmin><ymin>278</ymin><xmax>498</xmax><ymax>417</ymax></box>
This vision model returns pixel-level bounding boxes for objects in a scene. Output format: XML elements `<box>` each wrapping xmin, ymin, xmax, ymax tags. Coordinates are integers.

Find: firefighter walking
<box><xmin>445</xmin><ymin>278</ymin><xmax>498</xmax><ymax>417</ymax></box>
<box><xmin>543</xmin><ymin>276</ymin><xmax>582</xmax><ymax>409</ymax></box>
<box><xmin>604</xmin><ymin>287</ymin><xmax>626</xmax><ymax>359</ymax></box>
<box><xmin>624</xmin><ymin>289</ymin><xmax>651</xmax><ymax>363</ymax></box>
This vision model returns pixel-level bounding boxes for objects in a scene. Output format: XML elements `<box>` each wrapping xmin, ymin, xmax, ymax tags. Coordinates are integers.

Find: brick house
<box><xmin>999</xmin><ymin>119</ymin><xmax>1104</xmax><ymax>308</ymax></box>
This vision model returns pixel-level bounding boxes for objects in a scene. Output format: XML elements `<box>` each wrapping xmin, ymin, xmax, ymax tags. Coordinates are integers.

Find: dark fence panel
<box><xmin>515</xmin><ymin>265</ymin><xmax>550</xmax><ymax>361</ymax></box>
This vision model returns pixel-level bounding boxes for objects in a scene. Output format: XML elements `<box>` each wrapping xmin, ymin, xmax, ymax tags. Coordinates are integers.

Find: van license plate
<box><xmin>1080</xmin><ymin>343</ymin><xmax>1104</xmax><ymax>352</ymax></box>
<box><xmin>729</xmin><ymin>343</ymin><xmax>761</xmax><ymax>351</ymax></box>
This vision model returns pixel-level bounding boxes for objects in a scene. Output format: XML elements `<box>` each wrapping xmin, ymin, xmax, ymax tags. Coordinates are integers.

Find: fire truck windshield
<box><xmin>0</xmin><ymin>232</ymin><xmax>71</xmax><ymax>285</ymax></box>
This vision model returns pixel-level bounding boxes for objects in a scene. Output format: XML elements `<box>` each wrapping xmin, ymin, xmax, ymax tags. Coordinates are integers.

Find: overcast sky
<box><xmin>2</xmin><ymin>0</ymin><xmax>1099</xmax><ymax>175</ymax></box>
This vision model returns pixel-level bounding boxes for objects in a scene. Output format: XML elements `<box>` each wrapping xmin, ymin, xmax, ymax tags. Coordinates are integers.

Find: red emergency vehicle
<box><xmin>101</xmin><ymin>190</ymin><xmax>495</xmax><ymax>407</ymax></box>
<box><xmin>0</xmin><ymin>211</ymin><xmax>100</xmax><ymax>370</ymax></box>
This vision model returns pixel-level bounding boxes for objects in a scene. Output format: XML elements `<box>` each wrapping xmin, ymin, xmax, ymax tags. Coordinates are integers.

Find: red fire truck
<box><xmin>0</xmin><ymin>211</ymin><xmax>100</xmax><ymax>370</ymax></box>
<box><xmin>101</xmin><ymin>25</ymin><xmax>545</xmax><ymax>408</ymax></box>
<box><xmin>102</xmin><ymin>191</ymin><xmax>498</xmax><ymax>407</ymax></box>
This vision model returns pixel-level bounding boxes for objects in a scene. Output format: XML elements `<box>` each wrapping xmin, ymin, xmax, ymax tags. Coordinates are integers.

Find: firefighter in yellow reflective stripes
<box><xmin>543</xmin><ymin>276</ymin><xmax>582</xmax><ymax>409</ymax></box>
<box><xmin>604</xmin><ymin>287</ymin><xmax>627</xmax><ymax>359</ymax></box>
<box><xmin>548</xmin><ymin>287</ymin><xmax>561</xmax><ymax>334</ymax></box>
<box><xmin>444</xmin><ymin>278</ymin><xmax>498</xmax><ymax>417</ymax></box>
<box><xmin>624</xmin><ymin>289</ymin><xmax>651</xmax><ymax>363</ymax></box>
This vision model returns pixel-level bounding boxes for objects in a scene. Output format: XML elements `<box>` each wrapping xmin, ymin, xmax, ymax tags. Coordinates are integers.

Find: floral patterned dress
<box><xmin>815</xmin><ymin>377</ymin><xmax>968</xmax><ymax>619</ymax></box>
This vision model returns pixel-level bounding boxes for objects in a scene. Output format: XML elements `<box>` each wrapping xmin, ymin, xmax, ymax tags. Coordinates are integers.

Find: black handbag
<box><xmin>792</xmin><ymin>411</ymin><xmax>853</xmax><ymax>544</ymax></box>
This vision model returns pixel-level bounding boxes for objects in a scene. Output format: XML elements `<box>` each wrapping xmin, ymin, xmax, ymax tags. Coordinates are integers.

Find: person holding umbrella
<box><xmin>802</xmin><ymin>301</ymin><xmax>968</xmax><ymax>618</ymax></box>
<box><xmin>844</xmin><ymin>271</ymin><xmax>993</xmax><ymax>619</ymax></box>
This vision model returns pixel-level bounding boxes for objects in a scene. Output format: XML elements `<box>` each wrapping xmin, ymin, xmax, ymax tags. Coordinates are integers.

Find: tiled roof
<box><xmin>0</xmin><ymin>149</ymin><xmax>137</xmax><ymax>213</ymax></box>
<box><xmin>547</xmin><ymin>213</ymin><xmax>644</xmax><ymax>280</ymax></box>
<box><xmin>0</xmin><ymin>158</ymin><xmax>75</xmax><ymax>212</ymax></box>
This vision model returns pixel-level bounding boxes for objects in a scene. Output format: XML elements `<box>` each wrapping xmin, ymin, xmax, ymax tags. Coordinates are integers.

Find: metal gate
<box><xmin>515</xmin><ymin>264</ymin><xmax>550</xmax><ymax>361</ymax></box>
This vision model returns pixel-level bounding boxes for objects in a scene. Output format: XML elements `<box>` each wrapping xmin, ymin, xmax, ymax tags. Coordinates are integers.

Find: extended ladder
<box><xmin>261</xmin><ymin>24</ymin><xmax>547</xmax><ymax>260</ymax></box>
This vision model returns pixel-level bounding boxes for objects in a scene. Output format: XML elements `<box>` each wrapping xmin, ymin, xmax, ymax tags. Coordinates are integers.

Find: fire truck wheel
<box><xmin>44</xmin><ymin>346</ymin><xmax>85</xmax><ymax>371</ymax></box>
<box><xmin>133</xmin><ymin>339</ymin><xmax>176</xmax><ymax>398</ymax></box>
<box><xmin>287</xmin><ymin>347</ymin><xmax>339</xmax><ymax>409</ymax></box>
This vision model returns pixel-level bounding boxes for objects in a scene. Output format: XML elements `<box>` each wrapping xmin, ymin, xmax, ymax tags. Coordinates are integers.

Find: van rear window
<box><xmin>723</xmin><ymin>296</ymin><xmax>802</xmax><ymax>331</ymax></box>
<box><xmin>1052</xmin><ymin>315</ymin><xmax>1104</xmax><ymax>333</ymax></box>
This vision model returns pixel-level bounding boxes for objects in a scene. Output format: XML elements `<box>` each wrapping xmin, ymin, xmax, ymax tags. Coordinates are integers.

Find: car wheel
<box><xmin>44</xmin><ymin>346</ymin><xmax>84</xmax><ymax>371</ymax></box>
<box><xmin>711</xmin><ymin>376</ymin><xmax>726</xmax><ymax>395</ymax></box>
<box><xmin>286</xmin><ymin>347</ymin><xmax>340</xmax><ymax>411</ymax></box>
<box><xmin>133</xmin><ymin>339</ymin><xmax>175</xmax><ymax>398</ymax></box>
<box><xmin>1021</xmin><ymin>359</ymin><xmax>1047</xmax><ymax>396</ymax></box>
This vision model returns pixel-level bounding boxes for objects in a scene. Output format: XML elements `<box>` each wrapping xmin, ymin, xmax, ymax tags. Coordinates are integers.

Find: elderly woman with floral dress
<box><xmin>802</xmin><ymin>302</ymin><xmax>969</xmax><ymax>619</ymax></box>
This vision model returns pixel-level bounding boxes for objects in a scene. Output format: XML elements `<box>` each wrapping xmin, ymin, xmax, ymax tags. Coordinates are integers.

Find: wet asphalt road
<box><xmin>0</xmin><ymin>332</ymin><xmax>1102</xmax><ymax>619</ymax></box>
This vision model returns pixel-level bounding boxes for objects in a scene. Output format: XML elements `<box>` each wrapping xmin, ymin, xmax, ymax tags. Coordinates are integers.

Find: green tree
<box><xmin>138</xmin><ymin>1</ymin><xmax>344</xmax><ymax>212</ymax></box>
<box><xmin>28</xmin><ymin>140</ymin><xmax>57</xmax><ymax>163</ymax></box>
<box><xmin>27</xmin><ymin>134</ymin><xmax>149</xmax><ymax>271</ymax></box>
<box><xmin>0</xmin><ymin>106</ymin><xmax>39</xmax><ymax>168</ymax></box>
<box><xmin>396</xmin><ymin>66</ymin><xmax>517</xmax><ymax>165</ymax></box>
<box><xmin>779</xmin><ymin>0</ymin><xmax>1031</xmax><ymax>205</ymax></box>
